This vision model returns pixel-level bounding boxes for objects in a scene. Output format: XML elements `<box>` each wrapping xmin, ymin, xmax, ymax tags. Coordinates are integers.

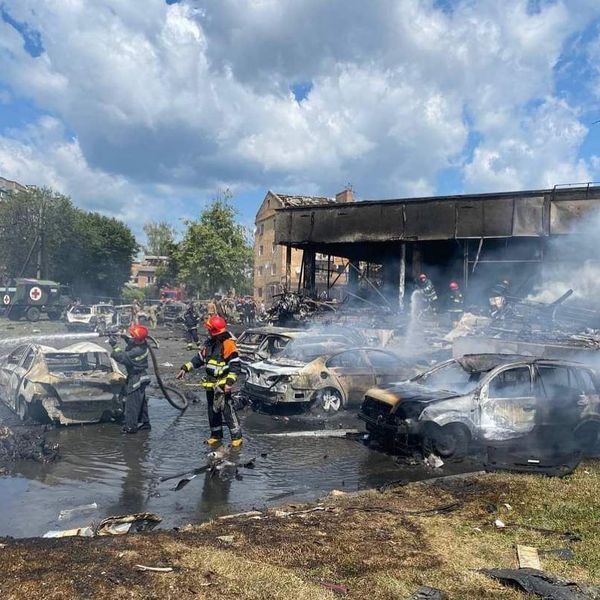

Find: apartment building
<box><xmin>254</xmin><ymin>189</ymin><xmax>352</xmax><ymax>305</ymax></box>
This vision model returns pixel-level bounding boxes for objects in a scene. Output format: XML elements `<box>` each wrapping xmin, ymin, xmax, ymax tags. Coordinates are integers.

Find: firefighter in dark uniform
<box><xmin>416</xmin><ymin>273</ymin><xmax>439</xmax><ymax>313</ymax></box>
<box><xmin>183</xmin><ymin>301</ymin><xmax>200</xmax><ymax>350</ymax></box>
<box><xmin>176</xmin><ymin>315</ymin><xmax>242</xmax><ymax>447</ymax></box>
<box><xmin>447</xmin><ymin>281</ymin><xmax>464</xmax><ymax>325</ymax></box>
<box><xmin>110</xmin><ymin>324</ymin><xmax>151</xmax><ymax>434</ymax></box>
<box><xmin>489</xmin><ymin>278</ymin><xmax>510</xmax><ymax>318</ymax></box>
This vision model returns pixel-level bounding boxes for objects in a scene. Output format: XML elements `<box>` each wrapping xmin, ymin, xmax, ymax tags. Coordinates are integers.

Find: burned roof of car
<box><xmin>457</xmin><ymin>353</ymin><xmax>591</xmax><ymax>373</ymax></box>
<box><xmin>37</xmin><ymin>342</ymin><xmax>111</xmax><ymax>354</ymax></box>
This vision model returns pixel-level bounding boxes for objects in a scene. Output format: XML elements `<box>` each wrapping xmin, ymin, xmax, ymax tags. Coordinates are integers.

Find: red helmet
<box><xmin>128</xmin><ymin>324</ymin><xmax>149</xmax><ymax>343</ymax></box>
<box><xmin>205</xmin><ymin>315</ymin><xmax>227</xmax><ymax>336</ymax></box>
<box><xmin>449</xmin><ymin>281</ymin><xmax>459</xmax><ymax>291</ymax></box>
<box><xmin>418</xmin><ymin>273</ymin><xmax>428</xmax><ymax>282</ymax></box>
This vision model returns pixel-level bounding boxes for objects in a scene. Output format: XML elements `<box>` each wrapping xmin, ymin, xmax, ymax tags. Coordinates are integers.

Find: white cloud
<box><xmin>0</xmin><ymin>0</ymin><xmax>599</xmax><ymax>225</ymax></box>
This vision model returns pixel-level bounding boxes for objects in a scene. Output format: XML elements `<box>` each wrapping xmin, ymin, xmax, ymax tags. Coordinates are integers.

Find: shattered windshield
<box><xmin>277</xmin><ymin>341</ymin><xmax>344</xmax><ymax>363</ymax></box>
<box><xmin>414</xmin><ymin>361</ymin><xmax>481</xmax><ymax>394</ymax></box>
<box><xmin>71</xmin><ymin>306</ymin><xmax>92</xmax><ymax>315</ymax></box>
<box><xmin>45</xmin><ymin>352</ymin><xmax>113</xmax><ymax>373</ymax></box>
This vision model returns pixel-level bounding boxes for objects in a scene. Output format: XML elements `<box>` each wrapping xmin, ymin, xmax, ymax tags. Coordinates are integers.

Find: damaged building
<box><xmin>274</xmin><ymin>184</ymin><xmax>600</xmax><ymax>308</ymax></box>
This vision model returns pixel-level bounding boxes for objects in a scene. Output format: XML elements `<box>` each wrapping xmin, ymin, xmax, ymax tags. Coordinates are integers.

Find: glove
<box><xmin>176</xmin><ymin>368</ymin><xmax>186</xmax><ymax>380</ymax></box>
<box><xmin>108</xmin><ymin>336</ymin><xmax>118</xmax><ymax>348</ymax></box>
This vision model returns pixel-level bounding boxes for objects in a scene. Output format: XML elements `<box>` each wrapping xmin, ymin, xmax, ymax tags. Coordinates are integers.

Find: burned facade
<box><xmin>275</xmin><ymin>184</ymin><xmax>600</xmax><ymax>307</ymax></box>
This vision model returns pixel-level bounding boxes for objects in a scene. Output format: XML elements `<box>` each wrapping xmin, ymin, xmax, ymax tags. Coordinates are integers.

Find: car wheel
<box><xmin>314</xmin><ymin>387</ymin><xmax>344</xmax><ymax>413</ymax></box>
<box><xmin>423</xmin><ymin>424</ymin><xmax>470</xmax><ymax>460</ymax></box>
<box><xmin>26</xmin><ymin>306</ymin><xmax>41</xmax><ymax>322</ymax></box>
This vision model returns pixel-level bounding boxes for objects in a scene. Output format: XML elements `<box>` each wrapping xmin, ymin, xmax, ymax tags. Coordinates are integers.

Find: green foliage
<box><xmin>0</xmin><ymin>187</ymin><xmax>138</xmax><ymax>297</ymax></box>
<box><xmin>121</xmin><ymin>286</ymin><xmax>145</xmax><ymax>302</ymax></box>
<box><xmin>175</xmin><ymin>192</ymin><xmax>253</xmax><ymax>296</ymax></box>
<box><xmin>143</xmin><ymin>221</ymin><xmax>177</xmax><ymax>256</ymax></box>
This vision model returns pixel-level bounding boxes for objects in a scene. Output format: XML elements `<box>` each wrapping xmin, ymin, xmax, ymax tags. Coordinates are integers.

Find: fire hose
<box><xmin>111</xmin><ymin>332</ymin><xmax>189</xmax><ymax>411</ymax></box>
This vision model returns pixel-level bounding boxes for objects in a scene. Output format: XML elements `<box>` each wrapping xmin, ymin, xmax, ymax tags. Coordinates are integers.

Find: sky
<box><xmin>1</xmin><ymin>0</ymin><xmax>600</xmax><ymax>240</ymax></box>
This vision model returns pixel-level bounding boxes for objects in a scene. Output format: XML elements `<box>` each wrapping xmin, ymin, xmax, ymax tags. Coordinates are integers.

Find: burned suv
<box><xmin>359</xmin><ymin>355</ymin><xmax>600</xmax><ymax>460</ymax></box>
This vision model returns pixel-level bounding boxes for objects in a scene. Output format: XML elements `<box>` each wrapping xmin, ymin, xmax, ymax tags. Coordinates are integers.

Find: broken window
<box><xmin>489</xmin><ymin>367</ymin><xmax>532</xmax><ymax>398</ymax></box>
<box><xmin>481</xmin><ymin>367</ymin><xmax>535</xmax><ymax>440</ymax></box>
<box><xmin>327</xmin><ymin>351</ymin><xmax>368</xmax><ymax>369</ymax></box>
<box><xmin>364</xmin><ymin>350</ymin><xmax>398</xmax><ymax>370</ymax></box>
<box><xmin>6</xmin><ymin>346</ymin><xmax>27</xmax><ymax>365</ymax></box>
<box><xmin>415</xmin><ymin>361</ymin><xmax>480</xmax><ymax>394</ymax></box>
<box><xmin>45</xmin><ymin>352</ymin><xmax>112</xmax><ymax>374</ymax></box>
<box><xmin>22</xmin><ymin>349</ymin><xmax>35</xmax><ymax>371</ymax></box>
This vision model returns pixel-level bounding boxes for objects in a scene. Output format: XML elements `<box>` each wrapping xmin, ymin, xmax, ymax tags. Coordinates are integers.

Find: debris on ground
<box><xmin>480</xmin><ymin>567</ymin><xmax>600</xmax><ymax>599</ymax></box>
<box><xmin>216</xmin><ymin>535</ymin><xmax>235</xmax><ymax>544</ymax></box>
<box><xmin>96</xmin><ymin>513</ymin><xmax>162</xmax><ymax>536</ymax></box>
<box><xmin>424</xmin><ymin>453</ymin><xmax>444</xmax><ymax>469</ymax></box>
<box><xmin>58</xmin><ymin>502</ymin><xmax>98</xmax><ymax>521</ymax></box>
<box><xmin>407</xmin><ymin>586</ymin><xmax>448</xmax><ymax>600</ymax></box>
<box><xmin>134</xmin><ymin>565</ymin><xmax>174</xmax><ymax>573</ymax></box>
<box><xmin>0</xmin><ymin>424</ymin><xmax>59</xmax><ymax>470</ymax></box>
<box><xmin>318</xmin><ymin>581</ymin><xmax>349</xmax><ymax>595</ymax></box>
<box><xmin>516</xmin><ymin>545</ymin><xmax>542</xmax><ymax>570</ymax></box>
<box><xmin>540</xmin><ymin>548</ymin><xmax>576</xmax><ymax>561</ymax></box>
<box><xmin>43</xmin><ymin>527</ymin><xmax>94</xmax><ymax>539</ymax></box>
<box><xmin>494</xmin><ymin>518</ymin><xmax>506</xmax><ymax>528</ymax></box>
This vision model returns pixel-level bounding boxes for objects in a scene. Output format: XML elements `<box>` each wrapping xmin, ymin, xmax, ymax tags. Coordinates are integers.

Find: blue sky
<box><xmin>1</xmin><ymin>0</ymin><xmax>600</xmax><ymax>239</ymax></box>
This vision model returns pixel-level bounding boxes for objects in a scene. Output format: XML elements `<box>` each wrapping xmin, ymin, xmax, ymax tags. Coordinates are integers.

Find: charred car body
<box><xmin>359</xmin><ymin>355</ymin><xmax>600</xmax><ymax>462</ymax></box>
<box><xmin>0</xmin><ymin>342</ymin><xmax>125</xmax><ymax>425</ymax></box>
<box><xmin>244</xmin><ymin>338</ymin><xmax>413</xmax><ymax>413</ymax></box>
<box><xmin>65</xmin><ymin>303</ymin><xmax>115</xmax><ymax>332</ymax></box>
<box><xmin>237</xmin><ymin>326</ymin><xmax>367</xmax><ymax>369</ymax></box>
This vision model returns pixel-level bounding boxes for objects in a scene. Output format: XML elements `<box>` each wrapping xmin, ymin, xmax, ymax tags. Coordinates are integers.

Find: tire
<box><xmin>313</xmin><ymin>387</ymin><xmax>344</xmax><ymax>413</ymax></box>
<box><xmin>422</xmin><ymin>424</ymin><xmax>470</xmax><ymax>460</ymax></box>
<box><xmin>26</xmin><ymin>306</ymin><xmax>41</xmax><ymax>322</ymax></box>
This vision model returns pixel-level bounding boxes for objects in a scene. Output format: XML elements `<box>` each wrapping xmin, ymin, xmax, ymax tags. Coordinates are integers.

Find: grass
<box><xmin>2</xmin><ymin>462</ymin><xmax>600</xmax><ymax>599</ymax></box>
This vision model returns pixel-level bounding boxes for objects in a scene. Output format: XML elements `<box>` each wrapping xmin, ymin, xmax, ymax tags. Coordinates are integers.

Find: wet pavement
<box><xmin>0</xmin><ymin>321</ymin><xmax>481</xmax><ymax>539</ymax></box>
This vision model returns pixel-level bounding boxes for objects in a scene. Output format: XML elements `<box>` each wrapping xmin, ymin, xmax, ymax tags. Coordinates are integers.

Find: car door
<box><xmin>0</xmin><ymin>346</ymin><xmax>29</xmax><ymax>409</ymax></box>
<box><xmin>478</xmin><ymin>366</ymin><xmax>536</xmax><ymax>441</ymax></box>
<box><xmin>364</xmin><ymin>349</ymin><xmax>408</xmax><ymax>386</ymax></box>
<box><xmin>326</xmin><ymin>350</ymin><xmax>375</xmax><ymax>405</ymax></box>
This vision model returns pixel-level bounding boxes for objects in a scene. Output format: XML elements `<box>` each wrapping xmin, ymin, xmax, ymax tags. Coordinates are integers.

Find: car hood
<box><xmin>248</xmin><ymin>360</ymin><xmax>302</xmax><ymax>376</ymax></box>
<box><xmin>371</xmin><ymin>382</ymin><xmax>461</xmax><ymax>405</ymax></box>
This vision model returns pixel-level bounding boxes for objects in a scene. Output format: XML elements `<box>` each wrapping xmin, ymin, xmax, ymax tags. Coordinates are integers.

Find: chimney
<box><xmin>335</xmin><ymin>187</ymin><xmax>353</xmax><ymax>203</ymax></box>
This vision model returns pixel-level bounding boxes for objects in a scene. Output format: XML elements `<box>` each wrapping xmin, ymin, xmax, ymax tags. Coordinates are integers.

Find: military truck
<box><xmin>1</xmin><ymin>278</ymin><xmax>72</xmax><ymax>322</ymax></box>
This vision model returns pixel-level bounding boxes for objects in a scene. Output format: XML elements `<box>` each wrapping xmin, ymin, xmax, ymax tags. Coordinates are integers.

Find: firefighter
<box><xmin>447</xmin><ymin>281</ymin><xmax>464</xmax><ymax>325</ymax></box>
<box><xmin>183</xmin><ymin>301</ymin><xmax>200</xmax><ymax>350</ymax></box>
<box><xmin>489</xmin><ymin>278</ymin><xmax>510</xmax><ymax>318</ymax></box>
<box><xmin>110</xmin><ymin>324</ymin><xmax>151</xmax><ymax>434</ymax></box>
<box><xmin>416</xmin><ymin>273</ymin><xmax>438</xmax><ymax>313</ymax></box>
<box><xmin>147</xmin><ymin>303</ymin><xmax>158</xmax><ymax>329</ymax></box>
<box><xmin>176</xmin><ymin>315</ymin><xmax>242</xmax><ymax>447</ymax></box>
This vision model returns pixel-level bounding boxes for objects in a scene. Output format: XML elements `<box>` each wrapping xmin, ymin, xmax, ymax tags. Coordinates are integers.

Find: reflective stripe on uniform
<box><xmin>133</xmin><ymin>351</ymin><xmax>149</xmax><ymax>362</ymax></box>
<box><xmin>184</xmin><ymin>361</ymin><xmax>194</xmax><ymax>371</ymax></box>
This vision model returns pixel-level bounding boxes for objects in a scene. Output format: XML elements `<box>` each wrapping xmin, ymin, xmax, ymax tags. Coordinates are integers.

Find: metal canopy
<box><xmin>275</xmin><ymin>186</ymin><xmax>600</xmax><ymax>253</ymax></box>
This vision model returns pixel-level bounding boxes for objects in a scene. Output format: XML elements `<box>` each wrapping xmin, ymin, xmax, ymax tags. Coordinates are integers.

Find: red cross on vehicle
<box><xmin>30</xmin><ymin>287</ymin><xmax>42</xmax><ymax>300</ymax></box>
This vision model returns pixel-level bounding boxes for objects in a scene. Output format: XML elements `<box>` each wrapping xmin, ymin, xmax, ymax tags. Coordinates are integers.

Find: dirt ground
<box><xmin>2</xmin><ymin>461</ymin><xmax>599</xmax><ymax>599</ymax></box>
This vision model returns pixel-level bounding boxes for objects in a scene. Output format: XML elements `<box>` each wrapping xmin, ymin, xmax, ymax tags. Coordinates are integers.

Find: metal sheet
<box><xmin>550</xmin><ymin>199</ymin><xmax>599</xmax><ymax>234</ymax></box>
<box><xmin>513</xmin><ymin>197</ymin><xmax>545</xmax><ymax>236</ymax></box>
<box><xmin>405</xmin><ymin>201</ymin><xmax>455</xmax><ymax>239</ymax></box>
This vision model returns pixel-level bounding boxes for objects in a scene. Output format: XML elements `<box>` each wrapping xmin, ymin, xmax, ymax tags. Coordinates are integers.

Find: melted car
<box><xmin>359</xmin><ymin>355</ymin><xmax>600</xmax><ymax>460</ymax></box>
<box><xmin>66</xmin><ymin>303</ymin><xmax>115</xmax><ymax>332</ymax></box>
<box><xmin>0</xmin><ymin>342</ymin><xmax>126</xmax><ymax>425</ymax></box>
<box><xmin>244</xmin><ymin>339</ymin><xmax>414</xmax><ymax>413</ymax></box>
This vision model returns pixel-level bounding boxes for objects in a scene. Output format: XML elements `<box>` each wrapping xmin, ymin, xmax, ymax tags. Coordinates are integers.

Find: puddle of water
<box><xmin>0</xmin><ymin>394</ymin><xmax>480</xmax><ymax>538</ymax></box>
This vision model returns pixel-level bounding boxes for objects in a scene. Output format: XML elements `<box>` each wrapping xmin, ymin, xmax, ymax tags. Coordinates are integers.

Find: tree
<box><xmin>68</xmin><ymin>212</ymin><xmax>139</xmax><ymax>298</ymax></box>
<box><xmin>143</xmin><ymin>221</ymin><xmax>176</xmax><ymax>256</ymax></box>
<box><xmin>0</xmin><ymin>186</ymin><xmax>138</xmax><ymax>298</ymax></box>
<box><xmin>176</xmin><ymin>194</ymin><xmax>253</xmax><ymax>297</ymax></box>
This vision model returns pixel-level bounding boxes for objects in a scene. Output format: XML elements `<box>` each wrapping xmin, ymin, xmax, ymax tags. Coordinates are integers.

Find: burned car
<box><xmin>359</xmin><ymin>355</ymin><xmax>600</xmax><ymax>461</ymax></box>
<box><xmin>238</xmin><ymin>326</ymin><xmax>368</xmax><ymax>369</ymax></box>
<box><xmin>0</xmin><ymin>342</ymin><xmax>126</xmax><ymax>425</ymax></box>
<box><xmin>244</xmin><ymin>338</ymin><xmax>413</xmax><ymax>413</ymax></box>
<box><xmin>65</xmin><ymin>303</ymin><xmax>115</xmax><ymax>332</ymax></box>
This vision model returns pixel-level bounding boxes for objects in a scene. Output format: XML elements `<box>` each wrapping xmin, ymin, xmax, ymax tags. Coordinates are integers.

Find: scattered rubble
<box><xmin>0</xmin><ymin>424</ymin><xmax>58</xmax><ymax>471</ymax></box>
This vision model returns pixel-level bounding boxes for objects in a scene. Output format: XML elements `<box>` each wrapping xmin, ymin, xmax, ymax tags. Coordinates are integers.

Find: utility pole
<box><xmin>36</xmin><ymin>197</ymin><xmax>45</xmax><ymax>279</ymax></box>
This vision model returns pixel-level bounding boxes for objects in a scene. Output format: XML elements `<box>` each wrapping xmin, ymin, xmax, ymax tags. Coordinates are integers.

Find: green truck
<box><xmin>1</xmin><ymin>278</ymin><xmax>71</xmax><ymax>322</ymax></box>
